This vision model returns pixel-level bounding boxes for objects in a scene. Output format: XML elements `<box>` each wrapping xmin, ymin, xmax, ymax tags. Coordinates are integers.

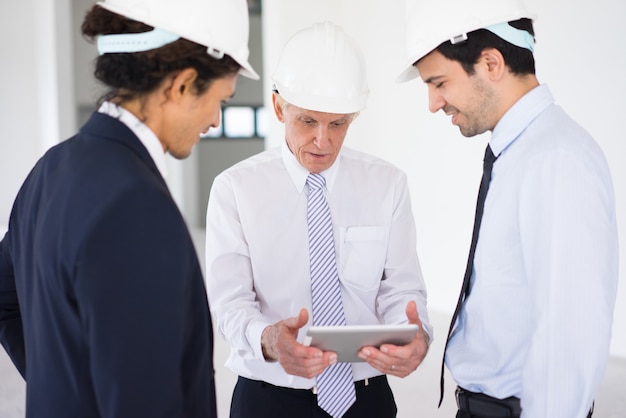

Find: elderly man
<box><xmin>206</xmin><ymin>21</ymin><xmax>432</xmax><ymax>418</ymax></box>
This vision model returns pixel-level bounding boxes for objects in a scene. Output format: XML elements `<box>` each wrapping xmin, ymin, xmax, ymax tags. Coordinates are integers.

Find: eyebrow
<box><xmin>296</xmin><ymin>113</ymin><xmax>349</xmax><ymax>125</ymax></box>
<box><xmin>336</xmin><ymin>117</ymin><xmax>351</xmax><ymax>124</ymax></box>
<box><xmin>423</xmin><ymin>75</ymin><xmax>444</xmax><ymax>84</ymax></box>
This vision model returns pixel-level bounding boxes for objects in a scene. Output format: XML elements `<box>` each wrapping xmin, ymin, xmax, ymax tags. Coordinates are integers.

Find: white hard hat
<box><xmin>97</xmin><ymin>0</ymin><xmax>259</xmax><ymax>80</ymax></box>
<box><xmin>397</xmin><ymin>0</ymin><xmax>535</xmax><ymax>83</ymax></box>
<box><xmin>272</xmin><ymin>21</ymin><xmax>369</xmax><ymax>114</ymax></box>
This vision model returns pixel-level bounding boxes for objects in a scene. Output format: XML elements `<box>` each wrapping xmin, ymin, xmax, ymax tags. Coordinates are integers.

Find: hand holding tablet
<box><xmin>303</xmin><ymin>324</ymin><xmax>419</xmax><ymax>363</ymax></box>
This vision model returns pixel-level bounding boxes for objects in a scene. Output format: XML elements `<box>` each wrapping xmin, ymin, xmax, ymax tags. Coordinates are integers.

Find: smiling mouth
<box><xmin>443</xmin><ymin>106</ymin><xmax>460</xmax><ymax>125</ymax></box>
<box><xmin>444</xmin><ymin>110</ymin><xmax>459</xmax><ymax>126</ymax></box>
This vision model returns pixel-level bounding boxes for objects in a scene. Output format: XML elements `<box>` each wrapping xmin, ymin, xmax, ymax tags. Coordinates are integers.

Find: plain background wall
<box><xmin>0</xmin><ymin>0</ymin><xmax>624</xmax><ymax>358</ymax></box>
<box><xmin>0</xmin><ymin>0</ymin><xmax>75</xmax><ymax>226</ymax></box>
<box><xmin>261</xmin><ymin>0</ymin><xmax>626</xmax><ymax>357</ymax></box>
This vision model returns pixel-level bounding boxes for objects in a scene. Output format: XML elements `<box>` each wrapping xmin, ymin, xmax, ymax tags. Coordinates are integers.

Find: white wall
<box><xmin>0</xmin><ymin>0</ymin><xmax>75</xmax><ymax>231</ymax></box>
<box><xmin>262</xmin><ymin>0</ymin><xmax>626</xmax><ymax>358</ymax></box>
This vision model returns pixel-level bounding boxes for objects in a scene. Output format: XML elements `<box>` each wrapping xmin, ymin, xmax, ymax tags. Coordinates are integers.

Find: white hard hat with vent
<box><xmin>272</xmin><ymin>21</ymin><xmax>369</xmax><ymax>114</ymax></box>
<box><xmin>397</xmin><ymin>0</ymin><xmax>535</xmax><ymax>83</ymax></box>
<box><xmin>97</xmin><ymin>0</ymin><xmax>259</xmax><ymax>80</ymax></box>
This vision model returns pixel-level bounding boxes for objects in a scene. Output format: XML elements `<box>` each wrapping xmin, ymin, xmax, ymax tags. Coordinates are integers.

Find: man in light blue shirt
<box><xmin>398</xmin><ymin>0</ymin><xmax>618</xmax><ymax>417</ymax></box>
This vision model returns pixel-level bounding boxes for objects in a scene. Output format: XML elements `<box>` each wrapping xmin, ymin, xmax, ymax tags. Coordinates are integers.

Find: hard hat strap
<box><xmin>450</xmin><ymin>22</ymin><xmax>535</xmax><ymax>53</ymax></box>
<box><xmin>97</xmin><ymin>27</ymin><xmax>180</xmax><ymax>55</ymax></box>
<box><xmin>484</xmin><ymin>22</ymin><xmax>534</xmax><ymax>52</ymax></box>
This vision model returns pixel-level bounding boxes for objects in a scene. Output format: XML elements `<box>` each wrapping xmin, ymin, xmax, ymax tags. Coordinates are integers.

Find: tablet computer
<box><xmin>303</xmin><ymin>324</ymin><xmax>419</xmax><ymax>363</ymax></box>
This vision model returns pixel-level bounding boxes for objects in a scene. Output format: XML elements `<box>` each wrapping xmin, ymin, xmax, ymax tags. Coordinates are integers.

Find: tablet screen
<box><xmin>304</xmin><ymin>324</ymin><xmax>419</xmax><ymax>363</ymax></box>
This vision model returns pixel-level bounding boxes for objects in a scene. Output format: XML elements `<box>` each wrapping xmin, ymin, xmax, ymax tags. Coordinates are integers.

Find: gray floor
<box><xmin>1</xmin><ymin>228</ymin><xmax>624</xmax><ymax>417</ymax></box>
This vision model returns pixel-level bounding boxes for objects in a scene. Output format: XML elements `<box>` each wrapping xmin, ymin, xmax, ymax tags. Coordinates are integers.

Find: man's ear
<box><xmin>480</xmin><ymin>48</ymin><xmax>506</xmax><ymax>81</ymax></box>
<box><xmin>170</xmin><ymin>68</ymin><xmax>198</xmax><ymax>100</ymax></box>
<box><xmin>272</xmin><ymin>92</ymin><xmax>285</xmax><ymax>123</ymax></box>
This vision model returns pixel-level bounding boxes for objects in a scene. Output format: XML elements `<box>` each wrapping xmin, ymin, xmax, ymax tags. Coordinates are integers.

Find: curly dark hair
<box><xmin>81</xmin><ymin>5</ymin><xmax>242</xmax><ymax>104</ymax></box>
<box><xmin>436</xmin><ymin>18</ymin><xmax>536</xmax><ymax>77</ymax></box>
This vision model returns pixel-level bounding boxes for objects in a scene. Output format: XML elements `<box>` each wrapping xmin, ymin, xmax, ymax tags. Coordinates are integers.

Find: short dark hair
<box><xmin>435</xmin><ymin>18</ymin><xmax>536</xmax><ymax>76</ymax></box>
<box><xmin>81</xmin><ymin>5</ymin><xmax>241</xmax><ymax>104</ymax></box>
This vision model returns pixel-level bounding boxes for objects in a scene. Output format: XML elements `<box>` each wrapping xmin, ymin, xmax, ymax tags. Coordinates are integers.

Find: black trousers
<box><xmin>455</xmin><ymin>387</ymin><xmax>594</xmax><ymax>418</ymax></box>
<box><xmin>456</xmin><ymin>407</ymin><xmax>594</xmax><ymax>418</ymax></box>
<box><xmin>230</xmin><ymin>375</ymin><xmax>397</xmax><ymax>418</ymax></box>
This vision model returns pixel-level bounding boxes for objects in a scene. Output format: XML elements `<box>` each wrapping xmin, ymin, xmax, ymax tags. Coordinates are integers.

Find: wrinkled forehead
<box><xmin>287</xmin><ymin>103</ymin><xmax>355</xmax><ymax>123</ymax></box>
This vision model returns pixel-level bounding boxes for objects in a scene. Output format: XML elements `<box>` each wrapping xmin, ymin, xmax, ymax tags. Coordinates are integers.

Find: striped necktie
<box><xmin>307</xmin><ymin>173</ymin><xmax>356</xmax><ymax>418</ymax></box>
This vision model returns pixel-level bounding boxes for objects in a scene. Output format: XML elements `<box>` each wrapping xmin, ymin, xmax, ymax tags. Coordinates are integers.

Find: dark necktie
<box><xmin>438</xmin><ymin>145</ymin><xmax>498</xmax><ymax>407</ymax></box>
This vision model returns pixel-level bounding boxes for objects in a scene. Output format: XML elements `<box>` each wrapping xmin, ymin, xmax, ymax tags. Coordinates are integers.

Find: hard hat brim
<box><xmin>396</xmin><ymin>61</ymin><xmax>422</xmax><ymax>83</ymax></box>
<box><xmin>238</xmin><ymin>63</ymin><xmax>260</xmax><ymax>80</ymax></box>
<box><xmin>273</xmin><ymin>80</ymin><xmax>367</xmax><ymax>114</ymax></box>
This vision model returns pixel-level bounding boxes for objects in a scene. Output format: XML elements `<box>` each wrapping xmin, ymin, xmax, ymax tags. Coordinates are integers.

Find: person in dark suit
<box><xmin>0</xmin><ymin>1</ymin><xmax>258</xmax><ymax>417</ymax></box>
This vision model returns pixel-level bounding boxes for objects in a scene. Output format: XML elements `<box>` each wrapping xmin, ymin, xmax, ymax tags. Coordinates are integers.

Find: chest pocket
<box><xmin>338</xmin><ymin>226</ymin><xmax>389</xmax><ymax>291</ymax></box>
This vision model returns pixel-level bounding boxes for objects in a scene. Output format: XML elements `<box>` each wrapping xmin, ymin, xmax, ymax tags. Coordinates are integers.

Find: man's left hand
<box><xmin>357</xmin><ymin>300</ymin><xmax>430</xmax><ymax>378</ymax></box>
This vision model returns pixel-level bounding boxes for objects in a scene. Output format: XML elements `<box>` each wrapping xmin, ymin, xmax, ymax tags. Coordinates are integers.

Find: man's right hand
<box><xmin>261</xmin><ymin>308</ymin><xmax>337</xmax><ymax>379</ymax></box>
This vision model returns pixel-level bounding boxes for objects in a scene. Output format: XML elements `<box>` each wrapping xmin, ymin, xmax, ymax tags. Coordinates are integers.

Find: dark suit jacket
<box><xmin>0</xmin><ymin>112</ymin><xmax>217</xmax><ymax>417</ymax></box>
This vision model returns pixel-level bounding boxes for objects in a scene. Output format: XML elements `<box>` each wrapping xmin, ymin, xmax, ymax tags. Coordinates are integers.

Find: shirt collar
<box><xmin>490</xmin><ymin>84</ymin><xmax>554</xmax><ymax>157</ymax></box>
<box><xmin>280</xmin><ymin>141</ymin><xmax>341</xmax><ymax>193</ymax></box>
<box><xmin>97</xmin><ymin>101</ymin><xmax>168</xmax><ymax>179</ymax></box>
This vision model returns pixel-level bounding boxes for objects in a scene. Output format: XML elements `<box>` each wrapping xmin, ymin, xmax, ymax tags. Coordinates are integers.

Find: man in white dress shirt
<box><xmin>206</xmin><ymin>21</ymin><xmax>432</xmax><ymax>418</ymax></box>
<box><xmin>398</xmin><ymin>1</ymin><xmax>618</xmax><ymax>417</ymax></box>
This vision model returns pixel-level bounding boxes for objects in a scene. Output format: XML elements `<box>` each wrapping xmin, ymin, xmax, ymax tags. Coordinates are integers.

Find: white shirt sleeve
<box><xmin>205</xmin><ymin>173</ymin><xmax>270</xmax><ymax>361</ymax></box>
